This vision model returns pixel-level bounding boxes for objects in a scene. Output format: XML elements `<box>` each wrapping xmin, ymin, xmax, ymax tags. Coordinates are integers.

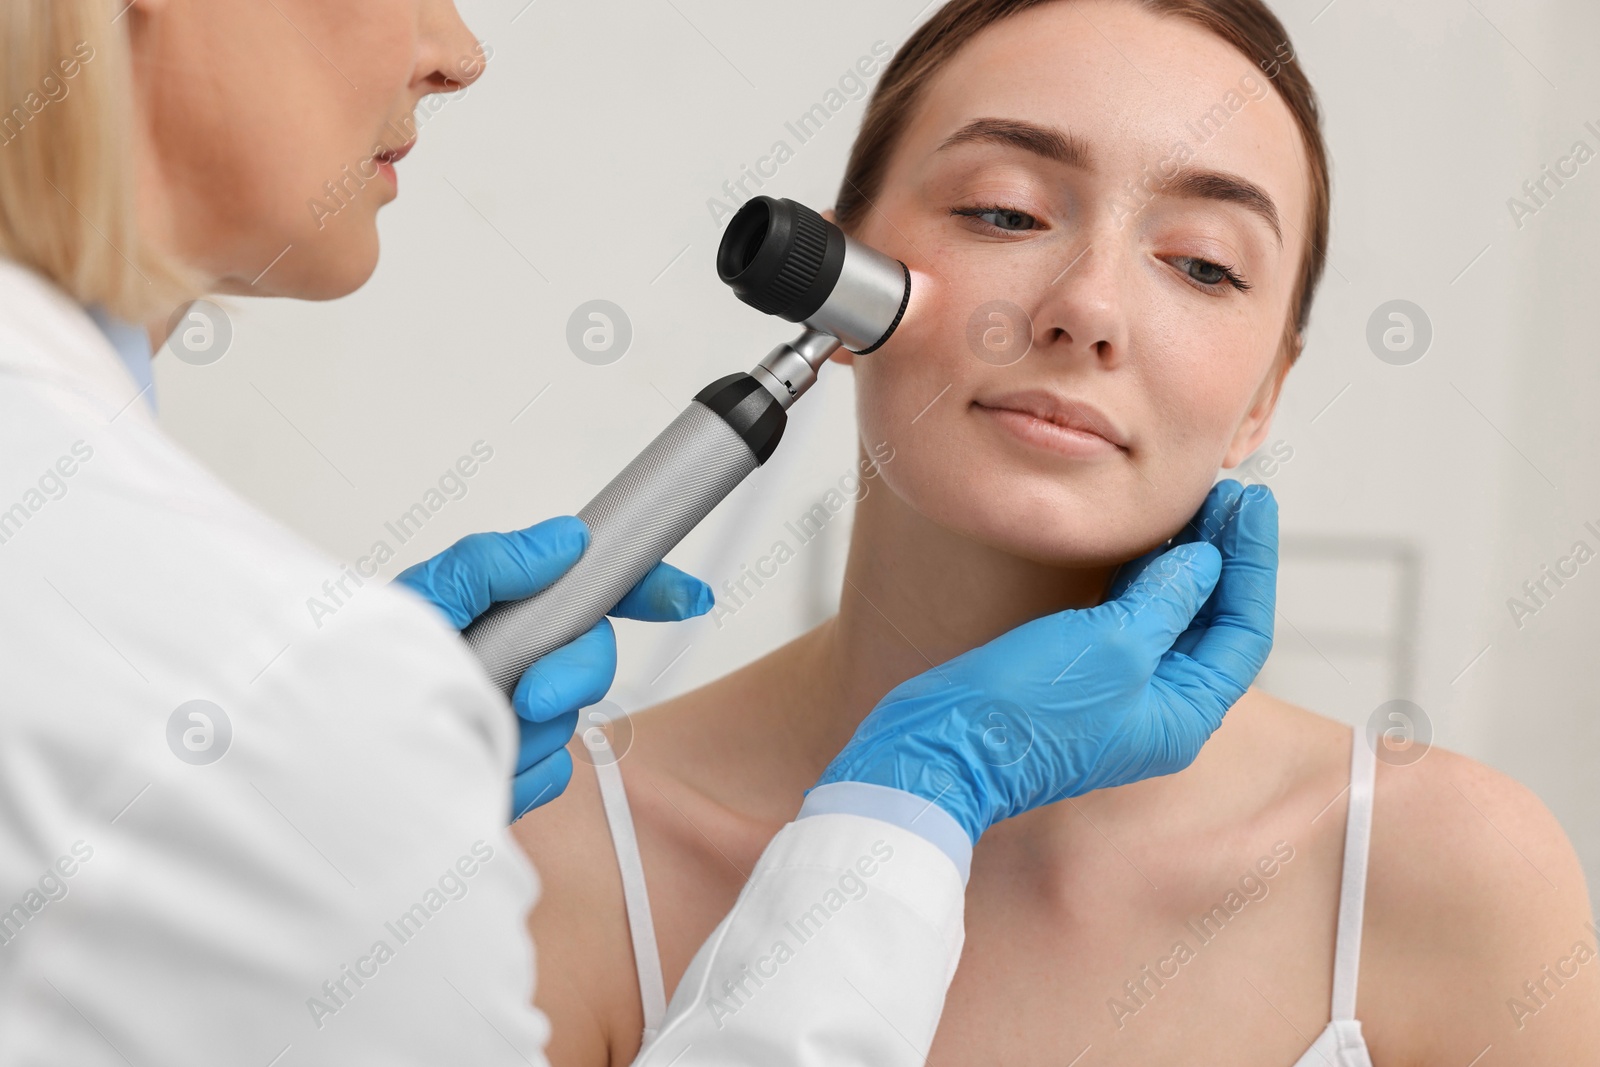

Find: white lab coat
<box><xmin>0</xmin><ymin>258</ymin><xmax>965</xmax><ymax>1066</ymax></box>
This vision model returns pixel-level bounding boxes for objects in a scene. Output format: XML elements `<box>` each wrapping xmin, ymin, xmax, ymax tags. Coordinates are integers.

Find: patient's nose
<box><xmin>1030</xmin><ymin>240</ymin><xmax>1129</xmax><ymax>369</ymax></box>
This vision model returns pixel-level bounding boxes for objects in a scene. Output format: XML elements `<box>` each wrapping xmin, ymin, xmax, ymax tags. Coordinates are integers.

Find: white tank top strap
<box><xmin>1330</xmin><ymin>726</ymin><xmax>1377</xmax><ymax>1022</ymax></box>
<box><xmin>590</xmin><ymin>733</ymin><xmax>669</xmax><ymax>1042</ymax></box>
<box><xmin>1289</xmin><ymin>728</ymin><xmax>1380</xmax><ymax>1067</ymax></box>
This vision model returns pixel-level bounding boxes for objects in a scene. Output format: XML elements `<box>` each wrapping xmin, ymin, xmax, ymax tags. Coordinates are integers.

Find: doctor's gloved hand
<box><xmin>394</xmin><ymin>516</ymin><xmax>713</xmax><ymax>822</ymax></box>
<box><xmin>813</xmin><ymin>480</ymin><xmax>1278</xmax><ymax>849</ymax></box>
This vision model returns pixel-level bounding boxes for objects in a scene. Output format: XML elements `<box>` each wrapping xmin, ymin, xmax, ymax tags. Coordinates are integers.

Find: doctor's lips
<box><xmin>973</xmin><ymin>389</ymin><xmax>1130</xmax><ymax>457</ymax></box>
<box><xmin>373</xmin><ymin>139</ymin><xmax>416</xmax><ymax>188</ymax></box>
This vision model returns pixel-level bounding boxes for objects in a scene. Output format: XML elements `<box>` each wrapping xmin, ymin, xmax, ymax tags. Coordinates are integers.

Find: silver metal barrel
<box><xmin>463</xmin><ymin>401</ymin><xmax>758</xmax><ymax>695</ymax></box>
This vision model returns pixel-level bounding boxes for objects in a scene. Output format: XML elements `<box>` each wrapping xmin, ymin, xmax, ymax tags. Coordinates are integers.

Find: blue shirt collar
<box><xmin>86</xmin><ymin>305</ymin><xmax>156</xmax><ymax>414</ymax></box>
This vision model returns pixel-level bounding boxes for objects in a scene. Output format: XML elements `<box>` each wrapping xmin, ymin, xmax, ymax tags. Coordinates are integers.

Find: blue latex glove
<box><xmin>394</xmin><ymin>516</ymin><xmax>713</xmax><ymax>821</ymax></box>
<box><xmin>815</xmin><ymin>480</ymin><xmax>1277</xmax><ymax>845</ymax></box>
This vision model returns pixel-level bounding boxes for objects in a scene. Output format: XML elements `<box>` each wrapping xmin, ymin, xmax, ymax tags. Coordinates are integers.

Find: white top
<box><xmin>1289</xmin><ymin>727</ymin><xmax>1377</xmax><ymax>1067</ymax></box>
<box><xmin>592</xmin><ymin>743</ymin><xmax>670</xmax><ymax>1042</ymax></box>
<box><xmin>598</xmin><ymin>726</ymin><xmax>1378</xmax><ymax>1064</ymax></box>
<box><xmin>0</xmin><ymin>259</ymin><xmax>549</xmax><ymax>1064</ymax></box>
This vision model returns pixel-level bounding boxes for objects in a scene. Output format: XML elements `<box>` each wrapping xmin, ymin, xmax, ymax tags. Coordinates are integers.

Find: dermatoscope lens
<box><xmin>717</xmin><ymin>196</ymin><xmax>837</xmax><ymax>323</ymax></box>
<box><xmin>720</xmin><ymin>199</ymin><xmax>771</xmax><ymax>277</ymax></box>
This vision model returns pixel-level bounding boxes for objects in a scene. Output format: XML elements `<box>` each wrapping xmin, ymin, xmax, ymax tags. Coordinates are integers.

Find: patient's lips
<box><xmin>973</xmin><ymin>389</ymin><xmax>1129</xmax><ymax>458</ymax></box>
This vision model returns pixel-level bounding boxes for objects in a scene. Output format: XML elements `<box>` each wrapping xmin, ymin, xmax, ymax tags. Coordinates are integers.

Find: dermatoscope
<box><xmin>462</xmin><ymin>197</ymin><xmax>913</xmax><ymax>694</ymax></box>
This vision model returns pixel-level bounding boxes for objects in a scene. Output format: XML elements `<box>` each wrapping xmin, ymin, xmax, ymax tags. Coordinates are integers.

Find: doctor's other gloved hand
<box><xmin>394</xmin><ymin>516</ymin><xmax>713</xmax><ymax>822</ymax></box>
<box><xmin>814</xmin><ymin>479</ymin><xmax>1278</xmax><ymax>848</ymax></box>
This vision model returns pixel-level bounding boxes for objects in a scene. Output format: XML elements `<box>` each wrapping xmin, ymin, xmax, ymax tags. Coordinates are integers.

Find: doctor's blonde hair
<box><xmin>0</xmin><ymin>0</ymin><xmax>195</xmax><ymax>322</ymax></box>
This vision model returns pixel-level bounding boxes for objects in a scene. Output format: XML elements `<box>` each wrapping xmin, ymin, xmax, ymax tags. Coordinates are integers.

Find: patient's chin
<box><xmin>891</xmin><ymin>471</ymin><xmax>1171</xmax><ymax>570</ymax></box>
<box><xmin>973</xmin><ymin>517</ymin><xmax>1167</xmax><ymax>570</ymax></box>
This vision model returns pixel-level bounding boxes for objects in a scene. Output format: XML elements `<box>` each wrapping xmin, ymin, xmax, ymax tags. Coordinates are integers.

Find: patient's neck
<box><xmin>788</xmin><ymin>469</ymin><xmax>1116</xmax><ymax>777</ymax></box>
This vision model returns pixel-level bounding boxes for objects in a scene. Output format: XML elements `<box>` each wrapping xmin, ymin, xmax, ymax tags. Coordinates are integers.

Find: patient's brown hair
<box><xmin>835</xmin><ymin>0</ymin><xmax>1330</xmax><ymax>364</ymax></box>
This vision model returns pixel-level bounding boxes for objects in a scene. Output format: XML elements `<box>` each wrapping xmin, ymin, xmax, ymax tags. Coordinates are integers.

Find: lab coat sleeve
<box><xmin>631</xmin><ymin>811</ymin><xmax>967</xmax><ymax>1066</ymax></box>
<box><xmin>0</xmin><ymin>332</ymin><xmax>552</xmax><ymax>1063</ymax></box>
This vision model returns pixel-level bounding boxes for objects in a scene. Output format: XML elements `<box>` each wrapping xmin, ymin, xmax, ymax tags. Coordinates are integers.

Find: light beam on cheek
<box><xmin>902</xmin><ymin>267</ymin><xmax>943</xmax><ymax>332</ymax></box>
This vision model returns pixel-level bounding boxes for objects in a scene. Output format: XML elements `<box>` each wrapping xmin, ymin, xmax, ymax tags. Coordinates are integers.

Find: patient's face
<box><xmin>841</xmin><ymin>0</ymin><xmax>1308</xmax><ymax>565</ymax></box>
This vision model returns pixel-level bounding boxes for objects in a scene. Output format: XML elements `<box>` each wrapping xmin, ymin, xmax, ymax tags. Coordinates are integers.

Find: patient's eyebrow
<box><xmin>938</xmin><ymin>117</ymin><xmax>1093</xmax><ymax>168</ymax></box>
<box><xmin>937</xmin><ymin>116</ymin><xmax>1283</xmax><ymax>249</ymax></box>
<box><xmin>1161</xmin><ymin>167</ymin><xmax>1283</xmax><ymax>248</ymax></box>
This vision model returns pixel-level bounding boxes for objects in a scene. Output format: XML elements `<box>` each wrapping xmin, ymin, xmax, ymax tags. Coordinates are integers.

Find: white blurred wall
<box><xmin>154</xmin><ymin>0</ymin><xmax>1600</xmax><ymax>904</ymax></box>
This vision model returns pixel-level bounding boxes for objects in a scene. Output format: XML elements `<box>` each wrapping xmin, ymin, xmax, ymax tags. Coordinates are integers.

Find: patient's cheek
<box><xmin>1125</xmin><ymin>434</ymin><xmax>1236</xmax><ymax>543</ymax></box>
<box><xmin>852</xmin><ymin>329</ymin><xmax>966</xmax><ymax>450</ymax></box>
<box><xmin>846</xmin><ymin>289</ymin><xmax>1246</xmax><ymax>565</ymax></box>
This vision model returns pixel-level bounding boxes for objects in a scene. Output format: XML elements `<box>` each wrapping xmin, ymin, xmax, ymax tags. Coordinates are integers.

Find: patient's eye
<box><xmin>951</xmin><ymin>204</ymin><xmax>1039</xmax><ymax>234</ymax></box>
<box><xmin>1171</xmin><ymin>255</ymin><xmax>1252</xmax><ymax>294</ymax></box>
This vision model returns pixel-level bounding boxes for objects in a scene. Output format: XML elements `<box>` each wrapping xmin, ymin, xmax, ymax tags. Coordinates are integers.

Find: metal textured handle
<box><xmin>462</xmin><ymin>401</ymin><xmax>758</xmax><ymax>695</ymax></box>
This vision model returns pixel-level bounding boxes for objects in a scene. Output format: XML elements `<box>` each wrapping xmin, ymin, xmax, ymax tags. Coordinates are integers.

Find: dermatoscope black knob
<box><xmin>717</xmin><ymin>196</ymin><xmax>911</xmax><ymax>355</ymax></box>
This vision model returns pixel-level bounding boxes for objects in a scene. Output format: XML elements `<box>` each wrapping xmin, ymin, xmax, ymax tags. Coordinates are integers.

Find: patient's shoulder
<box><xmin>1241</xmin><ymin>690</ymin><xmax>1584</xmax><ymax>923</ymax></box>
<box><xmin>1360</xmin><ymin>737</ymin><xmax>1595</xmax><ymax>1056</ymax></box>
<box><xmin>1368</xmin><ymin>743</ymin><xmax>1581</xmax><ymax>909</ymax></box>
<box><xmin>1234</xmin><ymin>690</ymin><xmax>1596</xmax><ymax>1048</ymax></box>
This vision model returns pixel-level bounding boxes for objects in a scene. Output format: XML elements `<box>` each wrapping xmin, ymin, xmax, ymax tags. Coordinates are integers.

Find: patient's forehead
<box><xmin>892</xmin><ymin>1</ymin><xmax>1310</xmax><ymax>247</ymax></box>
